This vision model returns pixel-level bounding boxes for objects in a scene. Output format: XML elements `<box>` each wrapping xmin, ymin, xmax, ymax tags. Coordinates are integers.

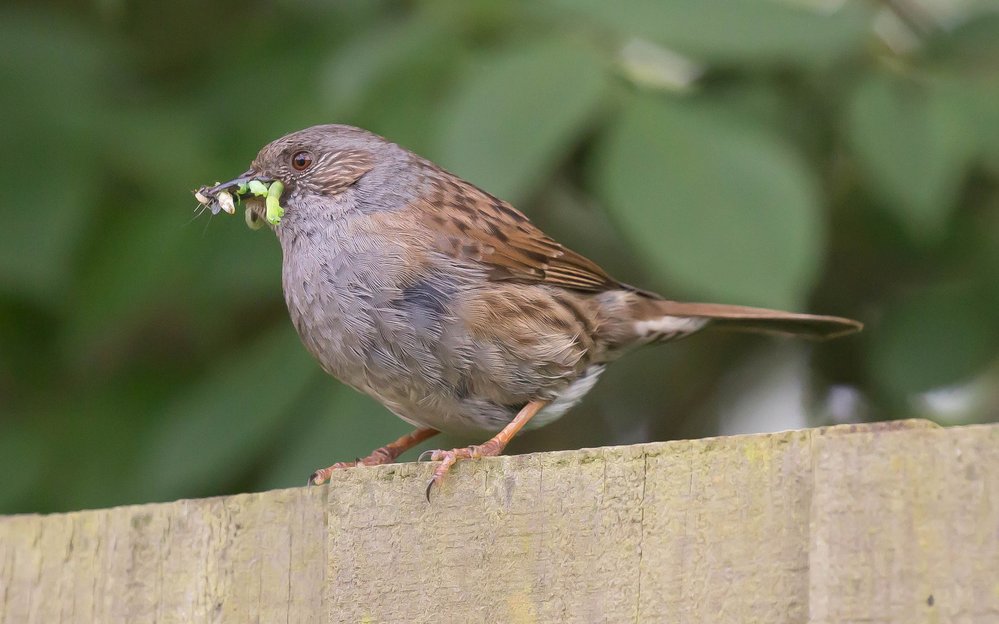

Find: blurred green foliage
<box><xmin>1</xmin><ymin>0</ymin><xmax>997</xmax><ymax>514</ymax></box>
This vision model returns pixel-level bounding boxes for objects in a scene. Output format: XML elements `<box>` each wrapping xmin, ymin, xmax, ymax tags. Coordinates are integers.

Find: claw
<box><xmin>423</xmin><ymin>448</ymin><xmax>471</xmax><ymax>502</ymax></box>
<box><xmin>424</xmin><ymin>451</ymin><xmax>456</xmax><ymax>501</ymax></box>
<box><xmin>307</xmin><ymin>460</ymin><xmax>359</xmax><ymax>486</ymax></box>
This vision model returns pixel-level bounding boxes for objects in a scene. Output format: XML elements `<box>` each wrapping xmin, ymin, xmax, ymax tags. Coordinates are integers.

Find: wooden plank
<box><xmin>1</xmin><ymin>420</ymin><xmax>996</xmax><ymax>623</ymax></box>
<box><xmin>0</xmin><ymin>488</ymin><xmax>329</xmax><ymax>623</ymax></box>
<box><xmin>809</xmin><ymin>423</ymin><xmax>999</xmax><ymax>624</ymax></box>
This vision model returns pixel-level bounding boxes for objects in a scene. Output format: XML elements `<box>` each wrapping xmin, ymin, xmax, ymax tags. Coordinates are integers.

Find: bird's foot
<box><xmin>423</xmin><ymin>439</ymin><xmax>505</xmax><ymax>501</ymax></box>
<box><xmin>308</xmin><ymin>427</ymin><xmax>439</xmax><ymax>485</ymax></box>
<box><xmin>421</xmin><ymin>401</ymin><xmax>549</xmax><ymax>501</ymax></box>
<box><xmin>308</xmin><ymin>449</ymin><xmax>390</xmax><ymax>485</ymax></box>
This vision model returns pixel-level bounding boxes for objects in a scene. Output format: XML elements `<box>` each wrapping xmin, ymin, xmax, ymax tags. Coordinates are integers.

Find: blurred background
<box><xmin>1</xmin><ymin>0</ymin><xmax>997</xmax><ymax>515</ymax></box>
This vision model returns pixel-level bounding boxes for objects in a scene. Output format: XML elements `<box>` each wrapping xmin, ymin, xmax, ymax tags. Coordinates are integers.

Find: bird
<box><xmin>195</xmin><ymin>124</ymin><xmax>862</xmax><ymax>498</ymax></box>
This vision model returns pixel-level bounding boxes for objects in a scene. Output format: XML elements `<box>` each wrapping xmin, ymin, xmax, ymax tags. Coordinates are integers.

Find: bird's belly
<box><xmin>281</xmin><ymin>241</ymin><xmax>601</xmax><ymax>438</ymax></box>
<box><xmin>294</xmin><ymin>311</ymin><xmax>606</xmax><ymax>437</ymax></box>
<box><xmin>374</xmin><ymin>364</ymin><xmax>607</xmax><ymax>438</ymax></box>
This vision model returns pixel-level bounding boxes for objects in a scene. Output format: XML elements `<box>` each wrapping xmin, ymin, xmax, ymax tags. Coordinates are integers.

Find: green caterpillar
<box><xmin>265</xmin><ymin>181</ymin><xmax>285</xmax><ymax>225</ymax></box>
<box><xmin>195</xmin><ymin>178</ymin><xmax>286</xmax><ymax>226</ymax></box>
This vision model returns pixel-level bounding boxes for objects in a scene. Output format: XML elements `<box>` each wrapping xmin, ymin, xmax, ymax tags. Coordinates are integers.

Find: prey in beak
<box><xmin>193</xmin><ymin>171</ymin><xmax>286</xmax><ymax>227</ymax></box>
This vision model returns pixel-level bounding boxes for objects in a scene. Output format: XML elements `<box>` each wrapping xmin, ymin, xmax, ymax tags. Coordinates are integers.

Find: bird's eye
<box><xmin>291</xmin><ymin>151</ymin><xmax>314</xmax><ymax>171</ymax></box>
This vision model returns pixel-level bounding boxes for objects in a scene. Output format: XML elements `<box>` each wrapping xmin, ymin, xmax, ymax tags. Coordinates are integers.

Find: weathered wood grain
<box><xmin>809</xmin><ymin>423</ymin><xmax>999</xmax><ymax>624</ymax></box>
<box><xmin>1</xmin><ymin>420</ymin><xmax>996</xmax><ymax>623</ymax></box>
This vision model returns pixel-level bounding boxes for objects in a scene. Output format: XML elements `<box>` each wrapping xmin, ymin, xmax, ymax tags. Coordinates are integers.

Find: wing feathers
<box><xmin>415</xmin><ymin>165</ymin><xmax>619</xmax><ymax>292</ymax></box>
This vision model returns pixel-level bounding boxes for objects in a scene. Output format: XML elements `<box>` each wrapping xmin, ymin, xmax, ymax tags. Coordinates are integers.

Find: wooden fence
<box><xmin>1</xmin><ymin>419</ymin><xmax>997</xmax><ymax>623</ymax></box>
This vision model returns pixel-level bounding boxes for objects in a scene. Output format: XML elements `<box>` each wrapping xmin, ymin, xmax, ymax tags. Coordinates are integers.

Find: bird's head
<box><xmin>195</xmin><ymin>124</ymin><xmax>413</xmax><ymax>230</ymax></box>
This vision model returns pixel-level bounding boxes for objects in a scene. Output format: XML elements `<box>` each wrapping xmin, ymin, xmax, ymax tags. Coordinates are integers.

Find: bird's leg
<box><xmin>309</xmin><ymin>427</ymin><xmax>439</xmax><ymax>485</ymax></box>
<box><xmin>425</xmin><ymin>400</ymin><xmax>549</xmax><ymax>500</ymax></box>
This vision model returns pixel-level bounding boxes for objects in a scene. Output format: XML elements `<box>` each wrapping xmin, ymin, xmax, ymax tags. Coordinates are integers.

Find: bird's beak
<box><xmin>206</xmin><ymin>170</ymin><xmax>273</xmax><ymax>196</ymax></box>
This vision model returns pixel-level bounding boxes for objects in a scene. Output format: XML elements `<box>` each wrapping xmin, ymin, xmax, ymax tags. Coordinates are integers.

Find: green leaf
<box><xmin>549</xmin><ymin>0</ymin><xmax>874</xmax><ymax>67</ymax></box>
<box><xmin>847</xmin><ymin>74</ymin><xmax>976</xmax><ymax>240</ymax></box>
<box><xmin>595</xmin><ymin>94</ymin><xmax>825</xmax><ymax>309</ymax></box>
<box><xmin>922</xmin><ymin>13</ymin><xmax>999</xmax><ymax>168</ymax></box>
<box><xmin>320</xmin><ymin>13</ymin><xmax>456</xmax><ymax>117</ymax></box>
<box><xmin>970</xmin><ymin>80</ymin><xmax>999</xmax><ymax>167</ymax></box>
<box><xmin>349</xmin><ymin>60</ymin><xmax>452</xmax><ymax>156</ymax></box>
<box><xmin>922</xmin><ymin>11</ymin><xmax>999</xmax><ymax>71</ymax></box>
<box><xmin>139</xmin><ymin>324</ymin><xmax>320</xmax><ymax>499</ymax></box>
<box><xmin>434</xmin><ymin>35</ymin><xmax>609</xmax><ymax>204</ymax></box>
<box><xmin>321</xmin><ymin>10</ymin><xmax>468</xmax><ymax>155</ymax></box>
<box><xmin>870</xmin><ymin>282</ymin><xmax>999</xmax><ymax>398</ymax></box>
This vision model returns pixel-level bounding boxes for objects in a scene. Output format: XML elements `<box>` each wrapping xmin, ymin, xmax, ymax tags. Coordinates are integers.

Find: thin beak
<box><xmin>205</xmin><ymin>170</ymin><xmax>273</xmax><ymax>196</ymax></box>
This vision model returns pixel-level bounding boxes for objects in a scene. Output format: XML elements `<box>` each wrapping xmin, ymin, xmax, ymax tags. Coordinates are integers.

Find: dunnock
<box><xmin>196</xmin><ymin>124</ymin><xmax>861</xmax><ymax>498</ymax></box>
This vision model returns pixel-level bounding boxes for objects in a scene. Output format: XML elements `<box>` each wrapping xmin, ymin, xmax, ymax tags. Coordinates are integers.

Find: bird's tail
<box><xmin>596</xmin><ymin>292</ymin><xmax>862</xmax><ymax>352</ymax></box>
<box><xmin>648</xmin><ymin>300</ymin><xmax>863</xmax><ymax>340</ymax></box>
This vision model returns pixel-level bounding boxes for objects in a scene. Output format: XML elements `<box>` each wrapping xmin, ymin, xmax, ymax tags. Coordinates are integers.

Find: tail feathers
<box><xmin>653</xmin><ymin>300</ymin><xmax>863</xmax><ymax>340</ymax></box>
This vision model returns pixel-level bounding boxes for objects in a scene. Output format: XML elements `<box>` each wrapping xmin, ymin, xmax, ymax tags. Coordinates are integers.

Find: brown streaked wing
<box><xmin>414</xmin><ymin>163</ymin><xmax>622</xmax><ymax>293</ymax></box>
